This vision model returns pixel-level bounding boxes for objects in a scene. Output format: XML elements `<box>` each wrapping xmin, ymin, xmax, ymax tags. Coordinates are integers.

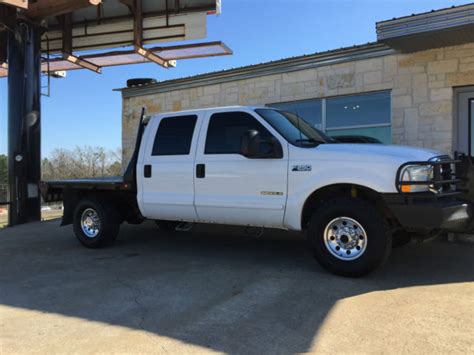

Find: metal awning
<box><xmin>376</xmin><ymin>3</ymin><xmax>474</xmax><ymax>53</ymax></box>
<box><xmin>0</xmin><ymin>41</ymin><xmax>231</xmax><ymax>77</ymax></box>
<box><xmin>0</xmin><ymin>1</ymin><xmax>229</xmax><ymax>72</ymax></box>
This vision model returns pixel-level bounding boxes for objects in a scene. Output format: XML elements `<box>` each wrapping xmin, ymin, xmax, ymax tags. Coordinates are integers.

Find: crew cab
<box><xmin>40</xmin><ymin>106</ymin><xmax>474</xmax><ymax>276</ymax></box>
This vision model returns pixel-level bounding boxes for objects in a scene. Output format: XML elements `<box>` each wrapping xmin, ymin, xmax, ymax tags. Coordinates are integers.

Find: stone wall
<box><xmin>122</xmin><ymin>42</ymin><xmax>474</xmax><ymax>166</ymax></box>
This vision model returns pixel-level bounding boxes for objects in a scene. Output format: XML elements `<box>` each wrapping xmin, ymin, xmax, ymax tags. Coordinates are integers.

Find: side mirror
<box><xmin>241</xmin><ymin>130</ymin><xmax>283</xmax><ymax>159</ymax></box>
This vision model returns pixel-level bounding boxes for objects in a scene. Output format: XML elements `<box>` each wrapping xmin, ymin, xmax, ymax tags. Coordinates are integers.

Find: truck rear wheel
<box><xmin>73</xmin><ymin>197</ymin><xmax>120</xmax><ymax>248</ymax></box>
<box><xmin>308</xmin><ymin>197</ymin><xmax>392</xmax><ymax>277</ymax></box>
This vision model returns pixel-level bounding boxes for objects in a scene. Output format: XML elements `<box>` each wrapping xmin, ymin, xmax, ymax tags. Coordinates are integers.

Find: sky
<box><xmin>1</xmin><ymin>0</ymin><xmax>473</xmax><ymax>157</ymax></box>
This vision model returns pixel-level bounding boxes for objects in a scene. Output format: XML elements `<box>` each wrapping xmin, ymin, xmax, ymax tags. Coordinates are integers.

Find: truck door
<box><xmin>194</xmin><ymin>109</ymin><xmax>288</xmax><ymax>228</ymax></box>
<box><xmin>137</xmin><ymin>113</ymin><xmax>202</xmax><ymax>221</ymax></box>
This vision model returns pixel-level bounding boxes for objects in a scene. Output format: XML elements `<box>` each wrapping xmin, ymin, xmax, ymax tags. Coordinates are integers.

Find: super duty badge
<box><xmin>292</xmin><ymin>165</ymin><xmax>312</xmax><ymax>172</ymax></box>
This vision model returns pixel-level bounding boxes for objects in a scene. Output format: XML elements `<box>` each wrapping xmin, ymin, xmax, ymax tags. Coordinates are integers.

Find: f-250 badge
<box><xmin>292</xmin><ymin>165</ymin><xmax>312</xmax><ymax>172</ymax></box>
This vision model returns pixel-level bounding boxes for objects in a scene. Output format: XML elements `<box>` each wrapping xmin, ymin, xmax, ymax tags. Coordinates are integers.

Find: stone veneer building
<box><xmin>118</xmin><ymin>4</ymin><xmax>474</xmax><ymax>166</ymax></box>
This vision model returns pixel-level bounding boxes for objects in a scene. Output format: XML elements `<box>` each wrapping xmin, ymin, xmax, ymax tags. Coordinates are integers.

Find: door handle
<box><xmin>196</xmin><ymin>164</ymin><xmax>205</xmax><ymax>178</ymax></box>
<box><xmin>144</xmin><ymin>165</ymin><xmax>152</xmax><ymax>178</ymax></box>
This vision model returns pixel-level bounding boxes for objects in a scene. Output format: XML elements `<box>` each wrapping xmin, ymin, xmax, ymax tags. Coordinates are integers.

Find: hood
<box><xmin>314</xmin><ymin>143</ymin><xmax>445</xmax><ymax>163</ymax></box>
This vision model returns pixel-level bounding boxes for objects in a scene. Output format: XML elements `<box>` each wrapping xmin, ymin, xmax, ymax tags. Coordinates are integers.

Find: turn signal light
<box><xmin>401</xmin><ymin>185</ymin><xmax>411</xmax><ymax>193</ymax></box>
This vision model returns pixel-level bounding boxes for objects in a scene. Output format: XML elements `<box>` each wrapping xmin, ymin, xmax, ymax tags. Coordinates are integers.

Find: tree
<box><xmin>41</xmin><ymin>146</ymin><xmax>122</xmax><ymax>180</ymax></box>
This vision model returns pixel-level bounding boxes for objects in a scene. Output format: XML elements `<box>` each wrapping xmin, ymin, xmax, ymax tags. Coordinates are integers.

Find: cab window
<box><xmin>205</xmin><ymin>112</ymin><xmax>273</xmax><ymax>154</ymax></box>
<box><xmin>152</xmin><ymin>115</ymin><xmax>197</xmax><ymax>156</ymax></box>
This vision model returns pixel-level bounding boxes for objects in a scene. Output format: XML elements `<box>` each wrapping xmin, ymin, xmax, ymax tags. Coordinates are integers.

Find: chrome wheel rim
<box><xmin>323</xmin><ymin>217</ymin><xmax>367</xmax><ymax>261</ymax></box>
<box><xmin>80</xmin><ymin>208</ymin><xmax>101</xmax><ymax>238</ymax></box>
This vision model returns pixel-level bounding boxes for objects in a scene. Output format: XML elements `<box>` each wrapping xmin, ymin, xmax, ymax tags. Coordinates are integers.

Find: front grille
<box><xmin>433</xmin><ymin>156</ymin><xmax>457</xmax><ymax>194</ymax></box>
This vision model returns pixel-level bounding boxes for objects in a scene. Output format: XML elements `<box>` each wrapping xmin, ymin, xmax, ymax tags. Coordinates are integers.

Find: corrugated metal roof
<box><xmin>377</xmin><ymin>3</ymin><xmax>474</xmax><ymax>52</ymax></box>
<box><xmin>377</xmin><ymin>3</ymin><xmax>474</xmax><ymax>24</ymax></box>
<box><xmin>118</xmin><ymin>42</ymin><xmax>394</xmax><ymax>97</ymax></box>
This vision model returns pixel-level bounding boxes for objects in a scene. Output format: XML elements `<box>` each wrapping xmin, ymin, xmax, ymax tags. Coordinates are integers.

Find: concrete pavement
<box><xmin>0</xmin><ymin>220</ymin><xmax>473</xmax><ymax>354</ymax></box>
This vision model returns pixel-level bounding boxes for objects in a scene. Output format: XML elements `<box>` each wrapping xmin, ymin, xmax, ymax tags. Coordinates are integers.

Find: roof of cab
<box><xmin>151</xmin><ymin>105</ymin><xmax>270</xmax><ymax>117</ymax></box>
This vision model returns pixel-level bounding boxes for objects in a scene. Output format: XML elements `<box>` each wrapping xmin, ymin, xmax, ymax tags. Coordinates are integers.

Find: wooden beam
<box><xmin>0</xmin><ymin>0</ymin><xmax>27</xmax><ymax>9</ymax></box>
<box><xmin>25</xmin><ymin>0</ymin><xmax>102</xmax><ymax>19</ymax></box>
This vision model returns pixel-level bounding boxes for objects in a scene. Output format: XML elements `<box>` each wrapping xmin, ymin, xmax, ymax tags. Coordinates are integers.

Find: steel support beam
<box><xmin>64</xmin><ymin>53</ymin><xmax>102</xmax><ymax>73</ymax></box>
<box><xmin>135</xmin><ymin>47</ymin><xmax>176</xmax><ymax>68</ymax></box>
<box><xmin>8</xmin><ymin>19</ymin><xmax>42</xmax><ymax>225</ymax></box>
<box><xmin>130</xmin><ymin>0</ymin><xmax>175</xmax><ymax>69</ymax></box>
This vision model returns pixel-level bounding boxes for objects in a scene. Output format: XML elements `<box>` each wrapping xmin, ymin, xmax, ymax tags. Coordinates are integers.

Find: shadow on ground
<box><xmin>0</xmin><ymin>220</ymin><xmax>473</xmax><ymax>353</ymax></box>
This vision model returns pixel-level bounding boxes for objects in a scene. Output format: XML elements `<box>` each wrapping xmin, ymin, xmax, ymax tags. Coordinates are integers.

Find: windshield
<box><xmin>255</xmin><ymin>109</ymin><xmax>334</xmax><ymax>147</ymax></box>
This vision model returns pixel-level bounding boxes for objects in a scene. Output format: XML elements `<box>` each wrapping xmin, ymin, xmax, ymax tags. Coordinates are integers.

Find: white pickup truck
<box><xmin>40</xmin><ymin>106</ymin><xmax>474</xmax><ymax>276</ymax></box>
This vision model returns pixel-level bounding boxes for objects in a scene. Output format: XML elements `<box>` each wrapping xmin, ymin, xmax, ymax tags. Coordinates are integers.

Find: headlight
<box><xmin>400</xmin><ymin>165</ymin><xmax>433</xmax><ymax>193</ymax></box>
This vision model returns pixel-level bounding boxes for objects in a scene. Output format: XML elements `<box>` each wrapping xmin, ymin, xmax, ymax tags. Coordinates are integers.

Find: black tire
<box><xmin>73</xmin><ymin>197</ymin><xmax>121</xmax><ymax>248</ymax></box>
<box><xmin>308</xmin><ymin>197</ymin><xmax>392</xmax><ymax>277</ymax></box>
<box><xmin>155</xmin><ymin>220</ymin><xmax>180</xmax><ymax>231</ymax></box>
<box><xmin>126</xmin><ymin>78</ymin><xmax>157</xmax><ymax>87</ymax></box>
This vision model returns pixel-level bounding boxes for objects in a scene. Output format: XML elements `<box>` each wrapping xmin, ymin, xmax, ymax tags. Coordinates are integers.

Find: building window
<box><xmin>205</xmin><ymin>111</ymin><xmax>273</xmax><ymax>154</ymax></box>
<box><xmin>326</xmin><ymin>91</ymin><xmax>391</xmax><ymax>144</ymax></box>
<box><xmin>270</xmin><ymin>99</ymin><xmax>323</xmax><ymax>130</ymax></box>
<box><xmin>152</xmin><ymin>115</ymin><xmax>197</xmax><ymax>156</ymax></box>
<box><xmin>268</xmin><ymin>91</ymin><xmax>391</xmax><ymax>144</ymax></box>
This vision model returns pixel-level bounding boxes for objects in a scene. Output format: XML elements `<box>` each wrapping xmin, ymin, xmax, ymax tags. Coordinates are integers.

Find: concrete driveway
<box><xmin>0</xmin><ymin>220</ymin><xmax>473</xmax><ymax>354</ymax></box>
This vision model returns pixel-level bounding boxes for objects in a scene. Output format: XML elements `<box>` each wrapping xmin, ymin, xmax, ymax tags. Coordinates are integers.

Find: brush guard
<box><xmin>396</xmin><ymin>156</ymin><xmax>462</xmax><ymax>197</ymax></box>
<box><xmin>395</xmin><ymin>152</ymin><xmax>474</xmax><ymax>233</ymax></box>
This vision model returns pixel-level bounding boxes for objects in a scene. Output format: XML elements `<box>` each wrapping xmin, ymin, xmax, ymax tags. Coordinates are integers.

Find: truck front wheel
<box><xmin>308</xmin><ymin>197</ymin><xmax>392</xmax><ymax>277</ymax></box>
<box><xmin>73</xmin><ymin>197</ymin><xmax>120</xmax><ymax>248</ymax></box>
